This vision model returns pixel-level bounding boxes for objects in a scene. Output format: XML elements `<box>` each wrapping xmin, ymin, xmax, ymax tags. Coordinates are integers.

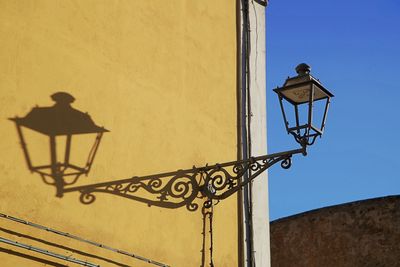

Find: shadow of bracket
<box><xmin>63</xmin><ymin>147</ymin><xmax>305</xmax><ymax>212</ymax></box>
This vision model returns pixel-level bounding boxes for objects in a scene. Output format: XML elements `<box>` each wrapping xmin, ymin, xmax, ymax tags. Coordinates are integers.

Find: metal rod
<box><xmin>320</xmin><ymin>98</ymin><xmax>331</xmax><ymax>132</ymax></box>
<box><xmin>310</xmin><ymin>125</ymin><xmax>323</xmax><ymax>135</ymax></box>
<box><xmin>0</xmin><ymin>236</ymin><xmax>99</xmax><ymax>267</ymax></box>
<box><xmin>242</xmin><ymin>0</ymin><xmax>254</xmax><ymax>264</ymax></box>
<box><xmin>294</xmin><ymin>104</ymin><xmax>300</xmax><ymax>135</ymax></box>
<box><xmin>307</xmin><ymin>85</ymin><xmax>315</xmax><ymax>138</ymax></box>
<box><xmin>207</xmin><ymin>148</ymin><xmax>303</xmax><ymax>200</ymax></box>
<box><xmin>64</xmin><ymin>148</ymin><xmax>305</xmax><ymax>194</ymax></box>
<box><xmin>278</xmin><ymin>95</ymin><xmax>290</xmax><ymax>133</ymax></box>
<box><xmin>0</xmin><ymin>213</ymin><xmax>169</xmax><ymax>267</ymax></box>
<box><xmin>288</xmin><ymin>125</ymin><xmax>308</xmax><ymax>131</ymax></box>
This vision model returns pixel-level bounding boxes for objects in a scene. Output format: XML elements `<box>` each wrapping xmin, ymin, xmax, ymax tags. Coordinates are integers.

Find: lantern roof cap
<box><xmin>10</xmin><ymin>92</ymin><xmax>109</xmax><ymax>136</ymax></box>
<box><xmin>283</xmin><ymin>63</ymin><xmax>324</xmax><ymax>88</ymax></box>
<box><xmin>273</xmin><ymin>64</ymin><xmax>334</xmax><ymax>105</ymax></box>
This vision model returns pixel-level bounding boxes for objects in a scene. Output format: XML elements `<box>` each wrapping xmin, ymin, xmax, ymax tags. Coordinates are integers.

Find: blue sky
<box><xmin>266</xmin><ymin>0</ymin><xmax>400</xmax><ymax>220</ymax></box>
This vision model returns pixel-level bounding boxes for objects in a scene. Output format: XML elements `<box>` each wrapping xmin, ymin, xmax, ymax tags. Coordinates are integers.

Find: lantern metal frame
<box><xmin>274</xmin><ymin>64</ymin><xmax>334</xmax><ymax>147</ymax></box>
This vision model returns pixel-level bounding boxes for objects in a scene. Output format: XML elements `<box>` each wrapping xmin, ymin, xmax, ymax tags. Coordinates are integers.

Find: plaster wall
<box><xmin>0</xmin><ymin>1</ymin><xmax>238</xmax><ymax>266</ymax></box>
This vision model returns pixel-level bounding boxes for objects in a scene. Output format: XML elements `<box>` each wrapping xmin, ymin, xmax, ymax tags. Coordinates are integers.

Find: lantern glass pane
<box><xmin>280</xmin><ymin>83</ymin><xmax>329</xmax><ymax>105</ymax></box>
<box><xmin>311</xmin><ymin>97</ymin><xmax>330</xmax><ymax>133</ymax></box>
<box><xmin>279</xmin><ymin>96</ymin><xmax>297</xmax><ymax>129</ymax></box>
<box><xmin>279</xmin><ymin>92</ymin><xmax>330</xmax><ymax>140</ymax></box>
<box><xmin>313</xmin><ymin>85</ymin><xmax>330</xmax><ymax>101</ymax></box>
<box><xmin>293</xmin><ymin>102</ymin><xmax>312</xmax><ymax>138</ymax></box>
<box><xmin>279</xmin><ymin>96</ymin><xmax>310</xmax><ymax>133</ymax></box>
<box><xmin>281</xmin><ymin>85</ymin><xmax>311</xmax><ymax>104</ymax></box>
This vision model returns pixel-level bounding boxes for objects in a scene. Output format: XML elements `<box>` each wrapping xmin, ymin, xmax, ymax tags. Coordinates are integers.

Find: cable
<box><xmin>0</xmin><ymin>236</ymin><xmax>99</xmax><ymax>267</ymax></box>
<box><xmin>0</xmin><ymin>213</ymin><xmax>169</xmax><ymax>267</ymax></box>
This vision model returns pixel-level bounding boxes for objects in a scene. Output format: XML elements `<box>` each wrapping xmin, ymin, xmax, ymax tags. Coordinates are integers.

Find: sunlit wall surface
<box><xmin>0</xmin><ymin>1</ymin><xmax>238</xmax><ymax>266</ymax></box>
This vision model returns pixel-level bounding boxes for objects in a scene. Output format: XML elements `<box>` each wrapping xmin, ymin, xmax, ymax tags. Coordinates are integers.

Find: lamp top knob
<box><xmin>295</xmin><ymin>63</ymin><xmax>311</xmax><ymax>75</ymax></box>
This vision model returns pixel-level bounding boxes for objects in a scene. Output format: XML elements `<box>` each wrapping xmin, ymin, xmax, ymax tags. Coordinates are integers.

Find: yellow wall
<box><xmin>0</xmin><ymin>1</ymin><xmax>238</xmax><ymax>266</ymax></box>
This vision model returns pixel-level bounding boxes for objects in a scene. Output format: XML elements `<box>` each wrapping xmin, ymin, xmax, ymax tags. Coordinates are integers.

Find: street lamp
<box><xmin>274</xmin><ymin>63</ymin><xmax>333</xmax><ymax>148</ymax></box>
<box><xmin>10</xmin><ymin>92</ymin><xmax>108</xmax><ymax>197</ymax></box>
<box><xmin>10</xmin><ymin>64</ymin><xmax>333</xmax><ymax>210</ymax></box>
<box><xmin>60</xmin><ymin>63</ymin><xmax>333</xmax><ymax>210</ymax></box>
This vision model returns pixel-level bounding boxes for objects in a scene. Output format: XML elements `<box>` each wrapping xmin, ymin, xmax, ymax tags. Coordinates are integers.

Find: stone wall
<box><xmin>270</xmin><ymin>195</ymin><xmax>400</xmax><ymax>267</ymax></box>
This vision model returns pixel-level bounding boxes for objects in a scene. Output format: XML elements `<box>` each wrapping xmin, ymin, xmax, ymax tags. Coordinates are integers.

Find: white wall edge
<box><xmin>248</xmin><ymin>1</ymin><xmax>269</xmax><ymax>267</ymax></box>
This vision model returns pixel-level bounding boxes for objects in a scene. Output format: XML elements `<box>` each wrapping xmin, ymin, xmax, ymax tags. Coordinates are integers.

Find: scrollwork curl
<box><xmin>249</xmin><ymin>161</ymin><xmax>262</xmax><ymax>172</ymax></box>
<box><xmin>206</xmin><ymin>168</ymin><xmax>234</xmax><ymax>193</ymax></box>
<box><xmin>281</xmin><ymin>157</ymin><xmax>292</xmax><ymax>169</ymax></box>
<box><xmin>232</xmin><ymin>163</ymin><xmax>245</xmax><ymax>175</ymax></box>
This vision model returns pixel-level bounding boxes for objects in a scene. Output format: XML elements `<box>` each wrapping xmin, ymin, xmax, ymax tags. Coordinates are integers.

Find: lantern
<box><xmin>274</xmin><ymin>63</ymin><xmax>334</xmax><ymax>147</ymax></box>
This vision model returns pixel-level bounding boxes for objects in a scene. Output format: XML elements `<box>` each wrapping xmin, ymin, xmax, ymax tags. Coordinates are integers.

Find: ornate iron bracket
<box><xmin>63</xmin><ymin>146</ymin><xmax>306</xmax><ymax>212</ymax></box>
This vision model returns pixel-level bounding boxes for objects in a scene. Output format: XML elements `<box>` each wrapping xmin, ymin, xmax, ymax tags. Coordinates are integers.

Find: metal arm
<box><xmin>63</xmin><ymin>145</ymin><xmax>306</xmax><ymax>212</ymax></box>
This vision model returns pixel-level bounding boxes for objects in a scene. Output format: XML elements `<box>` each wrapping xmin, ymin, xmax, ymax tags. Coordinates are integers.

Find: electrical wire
<box><xmin>0</xmin><ymin>236</ymin><xmax>99</xmax><ymax>267</ymax></box>
<box><xmin>0</xmin><ymin>213</ymin><xmax>169</xmax><ymax>267</ymax></box>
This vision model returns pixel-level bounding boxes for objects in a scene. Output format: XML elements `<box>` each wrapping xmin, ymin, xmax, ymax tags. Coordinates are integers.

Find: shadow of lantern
<box><xmin>9</xmin><ymin>92</ymin><xmax>108</xmax><ymax>197</ymax></box>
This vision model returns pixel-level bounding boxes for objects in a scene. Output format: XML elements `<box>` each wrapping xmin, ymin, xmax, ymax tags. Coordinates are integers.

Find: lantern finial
<box><xmin>295</xmin><ymin>63</ymin><xmax>311</xmax><ymax>75</ymax></box>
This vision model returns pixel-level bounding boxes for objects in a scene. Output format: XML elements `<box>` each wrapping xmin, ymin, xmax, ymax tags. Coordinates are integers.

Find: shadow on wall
<box><xmin>9</xmin><ymin>94</ymin><xmax>242</xmax><ymax>214</ymax></box>
<box><xmin>9</xmin><ymin>92</ymin><xmax>203</xmax><ymax>211</ymax></box>
<box><xmin>0</xmin><ymin>227</ymin><xmax>131</xmax><ymax>267</ymax></box>
<box><xmin>9</xmin><ymin>92</ymin><xmax>108</xmax><ymax>198</ymax></box>
<box><xmin>0</xmin><ymin>246</ymin><xmax>68</xmax><ymax>267</ymax></box>
<box><xmin>8</xmin><ymin>92</ymin><xmax>216</xmax><ymax>267</ymax></box>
